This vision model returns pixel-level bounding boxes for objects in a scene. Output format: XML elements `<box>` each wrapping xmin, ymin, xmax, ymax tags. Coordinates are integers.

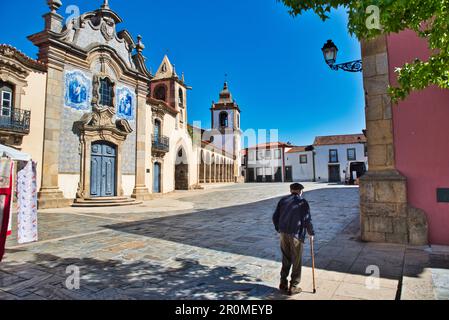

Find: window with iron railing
<box><xmin>152</xmin><ymin>134</ymin><xmax>170</xmax><ymax>153</ymax></box>
<box><xmin>0</xmin><ymin>108</ymin><xmax>31</xmax><ymax>134</ymax></box>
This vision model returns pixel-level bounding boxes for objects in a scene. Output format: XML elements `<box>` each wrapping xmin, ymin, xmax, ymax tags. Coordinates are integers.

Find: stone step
<box><xmin>81</xmin><ymin>197</ymin><xmax>129</xmax><ymax>201</ymax></box>
<box><xmin>72</xmin><ymin>197</ymin><xmax>143</xmax><ymax>208</ymax></box>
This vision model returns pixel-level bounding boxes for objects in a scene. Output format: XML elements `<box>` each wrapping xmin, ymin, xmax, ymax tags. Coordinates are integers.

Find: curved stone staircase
<box><xmin>72</xmin><ymin>197</ymin><xmax>143</xmax><ymax>208</ymax></box>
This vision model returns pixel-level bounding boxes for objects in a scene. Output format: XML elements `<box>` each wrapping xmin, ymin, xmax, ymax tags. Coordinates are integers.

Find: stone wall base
<box><xmin>131</xmin><ymin>187</ymin><xmax>152</xmax><ymax>201</ymax></box>
<box><xmin>235</xmin><ymin>176</ymin><xmax>245</xmax><ymax>183</ymax></box>
<box><xmin>38</xmin><ymin>188</ymin><xmax>73</xmax><ymax>209</ymax></box>
<box><xmin>360</xmin><ymin>170</ymin><xmax>428</xmax><ymax>245</ymax></box>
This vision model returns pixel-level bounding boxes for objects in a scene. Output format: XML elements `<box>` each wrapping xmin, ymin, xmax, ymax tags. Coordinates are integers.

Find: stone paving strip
<box><xmin>1</xmin><ymin>183</ymin><xmax>448</xmax><ymax>300</ymax></box>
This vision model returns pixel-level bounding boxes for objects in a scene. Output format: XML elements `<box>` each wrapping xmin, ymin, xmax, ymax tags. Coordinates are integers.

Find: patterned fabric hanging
<box><xmin>0</xmin><ymin>158</ymin><xmax>13</xmax><ymax>262</ymax></box>
<box><xmin>7</xmin><ymin>161</ymin><xmax>14</xmax><ymax>237</ymax></box>
<box><xmin>17</xmin><ymin>161</ymin><xmax>38</xmax><ymax>244</ymax></box>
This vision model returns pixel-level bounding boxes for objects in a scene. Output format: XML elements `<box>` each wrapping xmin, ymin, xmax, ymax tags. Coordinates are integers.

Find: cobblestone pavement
<box><xmin>0</xmin><ymin>183</ymin><xmax>447</xmax><ymax>300</ymax></box>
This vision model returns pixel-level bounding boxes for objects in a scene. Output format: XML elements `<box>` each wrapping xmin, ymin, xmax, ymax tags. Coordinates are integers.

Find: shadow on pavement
<box><xmin>104</xmin><ymin>188</ymin><xmax>360</xmax><ymax>262</ymax></box>
<box><xmin>0</xmin><ymin>251</ymin><xmax>282</xmax><ymax>300</ymax></box>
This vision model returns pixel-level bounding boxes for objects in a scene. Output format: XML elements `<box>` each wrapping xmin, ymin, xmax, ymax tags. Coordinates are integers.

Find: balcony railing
<box><xmin>0</xmin><ymin>109</ymin><xmax>31</xmax><ymax>134</ymax></box>
<box><xmin>152</xmin><ymin>134</ymin><xmax>170</xmax><ymax>153</ymax></box>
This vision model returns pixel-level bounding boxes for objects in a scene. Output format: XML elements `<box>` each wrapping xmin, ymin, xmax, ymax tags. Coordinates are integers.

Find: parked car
<box><xmin>344</xmin><ymin>161</ymin><xmax>367</xmax><ymax>185</ymax></box>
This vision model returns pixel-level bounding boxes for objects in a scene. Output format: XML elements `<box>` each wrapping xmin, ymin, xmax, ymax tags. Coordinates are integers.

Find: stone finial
<box><xmin>102</xmin><ymin>0</ymin><xmax>110</xmax><ymax>9</ymax></box>
<box><xmin>136</xmin><ymin>35</ymin><xmax>145</xmax><ymax>53</ymax></box>
<box><xmin>47</xmin><ymin>0</ymin><xmax>62</xmax><ymax>13</ymax></box>
<box><xmin>181</xmin><ymin>72</ymin><xmax>185</xmax><ymax>82</ymax></box>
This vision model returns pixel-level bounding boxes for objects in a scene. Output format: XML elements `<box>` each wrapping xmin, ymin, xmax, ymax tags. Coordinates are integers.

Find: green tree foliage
<box><xmin>280</xmin><ymin>0</ymin><xmax>449</xmax><ymax>101</ymax></box>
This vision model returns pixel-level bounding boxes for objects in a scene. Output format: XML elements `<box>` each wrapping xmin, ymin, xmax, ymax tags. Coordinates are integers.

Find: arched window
<box><xmin>219</xmin><ymin>112</ymin><xmax>228</xmax><ymax>128</ymax></box>
<box><xmin>0</xmin><ymin>82</ymin><xmax>14</xmax><ymax>117</ymax></box>
<box><xmin>180</xmin><ymin>109</ymin><xmax>184</xmax><ymax>123</ymax></box>
<box><xmin>237</xmin><ymin>114</ymin><xmax>240</xmax><ymax>128</ymax></box>
<box><xmin>178</xmin><ymin>88</ymin><xmax>184</xmax><ymax>105</ymax></box>
<box><xmin>154</xmin><ymin>85</ymin><xmax>167</xmax><ymax>102</ymax></box>
<box><xmin>99</xmin><ymin>78</ymin><xmax>114</xmax><ymax>107</ymax></box>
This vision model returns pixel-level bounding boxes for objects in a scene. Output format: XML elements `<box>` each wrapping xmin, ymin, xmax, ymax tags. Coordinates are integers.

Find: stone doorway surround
<box><xmin>359</xmin><ymin>36</ymin><xmax>428</xmax><ymax>245</ymax></box>
<box><xmin>73</xmin><ymin>105</ymin><xmax>132</xmax><ymax>203</ymax></box>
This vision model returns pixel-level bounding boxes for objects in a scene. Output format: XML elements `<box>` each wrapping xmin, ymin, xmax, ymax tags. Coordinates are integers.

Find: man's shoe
<box><xmin>279</xmin><ymin>281</ymin><xmax>289</xmax><ymax>293</ymax></box>
<box><xmin>289</xmin><ymin>286</ymin><xmax>303</xmax><ymax>296</ymax></box>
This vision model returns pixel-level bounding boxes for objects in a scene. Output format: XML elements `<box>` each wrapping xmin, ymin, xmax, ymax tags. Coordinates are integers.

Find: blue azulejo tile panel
<box><xmin>64</xmin><ymin>70</ymin><xmax>92</xmax><ymax>111</ymax></box>
<box><xmin>116</xmin><ymin>86</ymin><xmax>135</xmax><ymax>121</ymax></box>
<box><xmin>59</xmin><ymin>107</ymin><xmax>83</xmax><ymax>173</ymax></box>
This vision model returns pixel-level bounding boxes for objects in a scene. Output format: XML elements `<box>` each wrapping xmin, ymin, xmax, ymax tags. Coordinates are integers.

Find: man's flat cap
<box><xmin>290</xmin><ymin>183</ymin><xmax>304</xmax><ymax>191</ymax></box>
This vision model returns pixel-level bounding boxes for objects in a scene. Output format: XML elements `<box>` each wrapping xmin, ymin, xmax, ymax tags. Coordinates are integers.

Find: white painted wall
<box><xmin>314</xmin><ymin>143</ymin><xmax>366</xmax><ymax>182</ymax></box>
<box><xmin>122</xmin><ymin>175</ymin><xmax>135</xmax><ymax>196</ymax></box>
<box><xmin>284</xmin><ymin>151</ymin><xmax>315</xmax><ymax>182</ymax></box>
<box><xmin>20</xmin><ymin>71</ymin><xmax>47</xmax><ymax>190</ymax></box>
<box><xmin>154</xmin><ymin>112</ymin><xmax>198</xmax><ymax>194</ymax></box>
<box><xmin>58</xmin><ymin>174</ymin><xmax>79</xmax><ymax>199</ymax></box>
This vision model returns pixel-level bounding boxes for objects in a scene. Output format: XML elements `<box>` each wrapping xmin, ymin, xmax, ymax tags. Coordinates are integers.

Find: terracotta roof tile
<box><xmin>0</xmin><ymin>44</ymin><xmax>47</xmax><ymax>71</ymax></box>
<box><xmin>246</xmin><ymin>142</ymin><xmax>294</xmax><ymax>150</ymax></box>
<box><xmin>287</xmin><ymin>146</ymin><xmax>313</xmax><ymax>153</ymax></box>
<box><xmin>314</xmin><ymin>134</ymin><xmax>366</xmax><ymax>146</ymax></box>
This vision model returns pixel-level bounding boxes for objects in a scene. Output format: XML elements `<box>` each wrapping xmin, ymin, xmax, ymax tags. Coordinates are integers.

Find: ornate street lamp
<box><xmin>321</xmin><ymin>40</ymin><xmax>363</xmax><ymax>72</ymax></box>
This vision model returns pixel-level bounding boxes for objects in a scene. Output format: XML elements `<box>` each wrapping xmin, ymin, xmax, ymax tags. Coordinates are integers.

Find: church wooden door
<box><xmin>175</xmin><ymin>164</ymin><xmax>189</xmax><ymax>190</ymax></box>
<box><xmin>90</xmin><ymin>142</ymin><xmax>117</xmax><ymax>197</ymax></box>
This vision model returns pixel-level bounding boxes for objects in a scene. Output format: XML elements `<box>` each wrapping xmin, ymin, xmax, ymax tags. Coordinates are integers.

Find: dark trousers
<box><xmin>280</xmin><ymin>233</ymin><xmax>304</xmax><ymax>287</ymax></box>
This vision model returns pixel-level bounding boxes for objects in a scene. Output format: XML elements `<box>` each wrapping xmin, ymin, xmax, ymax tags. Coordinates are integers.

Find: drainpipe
<box><xmin>312</xmin><ymin>150</ymin><xmax>317</xmax><ymax>182</ymax></box>
<box><xmin>282</xmin><ymin>146</ymin><xmax>286</xmax><ymax>182</ymax></box>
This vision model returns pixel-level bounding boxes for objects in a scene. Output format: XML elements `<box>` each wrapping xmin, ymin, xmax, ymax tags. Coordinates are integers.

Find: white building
<box><xmin>284</xmin><ymin>146</ymin><xmax>315</xmax><ymax>182</ymax></box>
<box><xmin>243</xmin><ymin>142</ymin><xmax>294</xmax><ymax>183</ymax></box>
<box><xmin>313</xmin><ymin>134</ymin><xmax>367</xmax><ymax>183</ymax></box>
<box><xmin>242</xmin><ymin>133</ymin><xmax>367</xmax><ymax>184</ymax></box>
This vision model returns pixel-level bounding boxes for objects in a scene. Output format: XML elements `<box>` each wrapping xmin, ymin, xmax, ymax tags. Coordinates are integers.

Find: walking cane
<box><xmin>310</xmin><ymin>236</ymin><xmax>317</xmax><ymax>294</ymax></box>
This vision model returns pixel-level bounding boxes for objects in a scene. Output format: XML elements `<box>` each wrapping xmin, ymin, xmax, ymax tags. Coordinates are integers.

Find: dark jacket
<box><xmin>272</xmin><ymin>194</ymin><xmax>315</xmax><ymax>242</ymax></box>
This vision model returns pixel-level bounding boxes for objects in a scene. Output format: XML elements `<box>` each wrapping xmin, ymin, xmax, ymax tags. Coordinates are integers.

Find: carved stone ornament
<box><xmin>152</xmin><ymin>104</ymin><xmax>168</xmax><ymax>120</ymax></box>
<box><xmin>100</xmin><ymin>16</ymin><xmax>116</xmax><ymax>41</ymax></box>
<box><xmin>75</xmin><ymin>107</ymin><xmax>132</xmax><ymax>135</ymax></box>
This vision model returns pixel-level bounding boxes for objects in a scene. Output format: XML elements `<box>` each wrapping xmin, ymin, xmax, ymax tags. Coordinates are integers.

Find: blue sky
<box><xmin>0</xmin><ymin>0</ymin><xmax>365</xmax><ymax>147</ymax></box>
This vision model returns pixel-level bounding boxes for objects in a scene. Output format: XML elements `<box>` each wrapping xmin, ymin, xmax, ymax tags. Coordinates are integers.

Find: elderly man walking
<box><xmin>273</xmin><ymin>183</ymin><xmax>315</xmax><ymax>295</ymax></box>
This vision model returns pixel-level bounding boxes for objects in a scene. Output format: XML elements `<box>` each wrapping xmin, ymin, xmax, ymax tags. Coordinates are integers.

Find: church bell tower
<box><xmin>210</xmin><ymin>81</ymin><xmax>242</xmax><ymax>181</ymax></box>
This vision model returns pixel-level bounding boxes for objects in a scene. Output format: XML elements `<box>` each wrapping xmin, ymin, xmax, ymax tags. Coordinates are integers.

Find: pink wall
<box><xmin>387</xmin><ymin>30</ymin><xmax>449</xmax><ymax>245</ymax></box>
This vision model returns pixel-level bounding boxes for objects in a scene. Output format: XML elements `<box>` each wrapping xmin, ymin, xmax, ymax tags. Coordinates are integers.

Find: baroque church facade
<box><xmin>0</xmin><ymin>0</ymin><xmax>242</xmax><ymax>208</ymax></box>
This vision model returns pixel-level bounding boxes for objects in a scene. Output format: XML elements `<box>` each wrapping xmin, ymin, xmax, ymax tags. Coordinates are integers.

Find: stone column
<box><xmin>207</xmin><ymin>164</ymin><xmax>211</xmax><ymax>183</ymax></box>
<box><xmin>37</xmin><ymin>57</ymin><xmax>72</xmax><ymax>209</ymax></box>
<box><xmin>132</xmin><ymin>81</ymin><xmax>152</xmax><ymax>200</ymax></box>
<box><xmin>199</xmin><ymin>163</ymin><xmax>205</xmax><ymax>183</ymax></box>
<box><xmin>225</xmin><ymin>163</ymin><xmax>228</xmax><ymax>182</ymax></box>
<box><xmin>360</xmin><ymin>36</ymin><xmax>428</xmax><ymax>245</ymax></box>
